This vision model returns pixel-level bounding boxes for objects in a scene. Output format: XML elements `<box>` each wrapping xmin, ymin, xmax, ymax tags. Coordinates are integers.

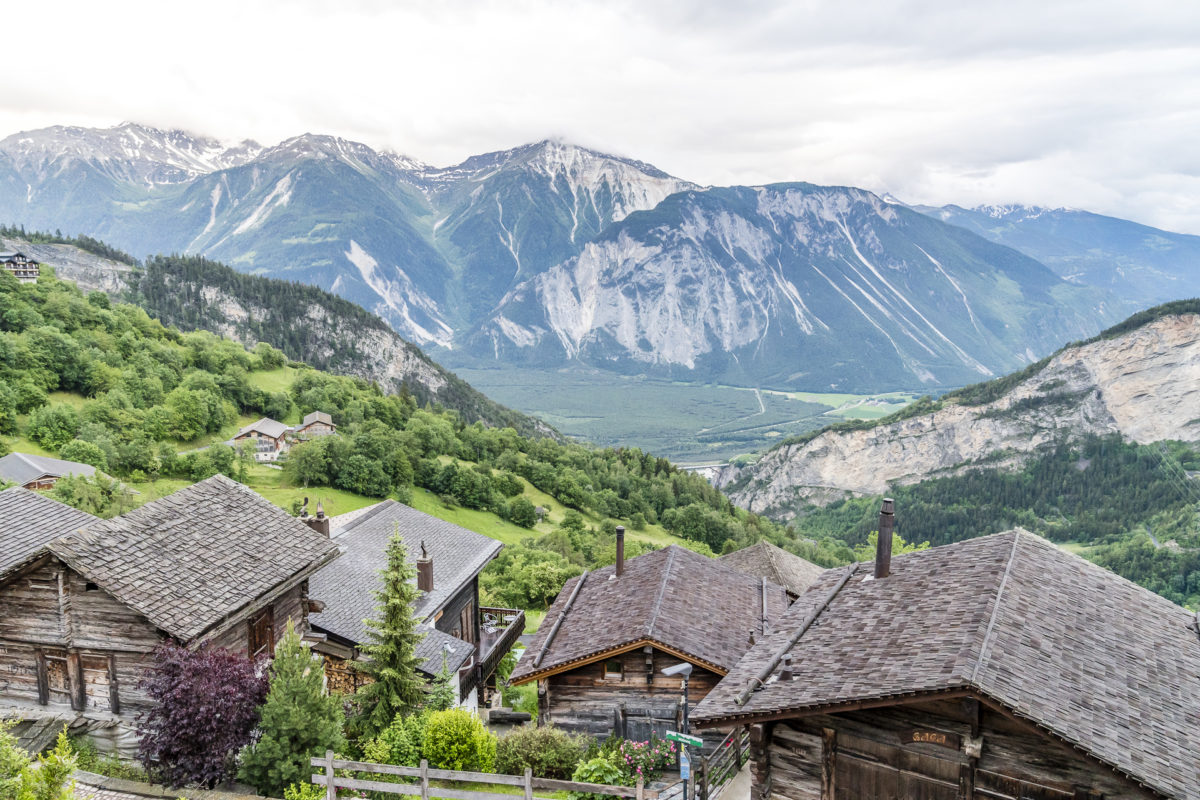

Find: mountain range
<box><xmin>4</xmin><ymin>122</ymin><xmax>1197</xmax><ymax>392</ymax></box>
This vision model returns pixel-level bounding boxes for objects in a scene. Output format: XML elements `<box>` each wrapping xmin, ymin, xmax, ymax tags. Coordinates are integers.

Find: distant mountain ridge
<box><xmin>6</xmin><ymin>122</ymin><xmax>1197</xmax><ymax>394</ymax></box>
<box><xmin>719</xmin><ymin>301</ymin><xmax>1200</xmax><ymax>517</ymax></box>
<box><xmin>914</xmin><ymin>203</ymin><xmax>1200</xmax><ymax>309</ymax></box>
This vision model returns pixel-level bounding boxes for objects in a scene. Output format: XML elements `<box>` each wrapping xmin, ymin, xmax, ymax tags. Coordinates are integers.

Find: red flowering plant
<box><xmin>615</xmin><ymin>737</ymin><xmax>676</xmax><ymax>783</ymax></box>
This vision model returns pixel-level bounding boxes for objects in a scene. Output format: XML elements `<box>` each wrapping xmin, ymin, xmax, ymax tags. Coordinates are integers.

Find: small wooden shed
<box><xmin>691</xmin><ymin>530</ymin><xmax>1200</xmax><ymax>800</ymax></box>
<box><xmin>511</xmin><ymin>542</ymin><xmax>789</xmax><ymax>745</ymax></box>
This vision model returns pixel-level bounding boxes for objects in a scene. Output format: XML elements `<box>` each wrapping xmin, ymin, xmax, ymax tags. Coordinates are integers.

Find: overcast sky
<box><xmin>4</xmin><ymin>0</ymin><xmax>1200</xmax><ymax>232</ymax></box>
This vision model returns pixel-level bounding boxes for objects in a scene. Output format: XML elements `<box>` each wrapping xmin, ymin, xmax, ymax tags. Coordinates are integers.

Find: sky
<box><xmin>4</xmin><ymin>0</ymin><xmax>1200</xmax><ymax>232</ymax></box>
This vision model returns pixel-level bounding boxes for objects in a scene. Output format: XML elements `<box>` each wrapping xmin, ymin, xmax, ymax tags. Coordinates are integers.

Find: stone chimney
<box><xmin>417</xmin><ymin>540</ymin><xmax>434</xmax><ymax>593</ymax></box>
<box><xmin>874</xmin><ymin>498</ymin><xmax>895</xmax><ymax>579</ymax></box>
<box><xmin>615</xmin><ymin>526</ymin><xmax>625</xmax><ymax>577</ymax></box>
<box><xmin>302</xmin><ymin>498</ymin><xmax>331</xmax><ymax>537</ymax></box>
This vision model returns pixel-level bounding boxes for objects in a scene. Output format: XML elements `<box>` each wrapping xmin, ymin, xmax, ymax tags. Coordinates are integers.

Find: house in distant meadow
<box><xmin>0</xmin><ymin>251</ymin><xmax>40</xmax><ymax>283</ymax></box>
<box><xmin>0</xmin><ymin>452</ymin><xmax>97</xmax><ymax>491</ymax></box>
<box><xmin>294</xmin><ymin>410</ymin><xmax>337</xmax><ymax>438</ymax></box>
<box><xmin>231</xmin><ymin>417</ymin><xmax>294</xmax><ymax>462</ymax></box>
<box><xmin>0</xmin><ymin>476</ymin><xmax>339</xmax><ymax>756</ymax></box>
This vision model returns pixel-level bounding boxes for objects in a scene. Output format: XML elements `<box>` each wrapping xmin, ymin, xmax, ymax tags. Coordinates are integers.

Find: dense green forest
<box><xmin>791</xmin><ymin>435</ymin><xmax>1200</xmax><ymax>607</ymax></box>
<box><xmin>0</xmin><ymin>270</ymin><xmax>851</xmax><ymax>607</ymax></box>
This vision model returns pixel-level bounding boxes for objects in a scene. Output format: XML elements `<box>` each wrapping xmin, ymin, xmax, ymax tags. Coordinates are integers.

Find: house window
<box><xmin>37</xmin><ymin>650</ymin><xmax>72</xmax><ymax>707</ymax></box>
<box><xmin>604</xmin><ymin>660</ymin><xmax>624</xmax><ymax>679</ymax></box>
<box><xmin>248</xmin><ymin>607</ymin><xmax>275</xmax><ymax>658</ymax></box>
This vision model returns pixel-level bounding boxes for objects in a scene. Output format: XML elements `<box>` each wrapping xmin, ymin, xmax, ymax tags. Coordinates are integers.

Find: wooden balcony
<box><xmin>477</xmin><ymin>606</ymin><xmax>525</xmax><ymax>686</ymax></box>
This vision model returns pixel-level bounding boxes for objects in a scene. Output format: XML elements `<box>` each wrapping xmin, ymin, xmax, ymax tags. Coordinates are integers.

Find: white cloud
<box><xmin>3</xmin><ymin>0</ymin><xmax>1199</xmax><ymax>231</ymax></box>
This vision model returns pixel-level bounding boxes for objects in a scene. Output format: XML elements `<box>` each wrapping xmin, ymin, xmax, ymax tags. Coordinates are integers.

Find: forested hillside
<box><xmin>0</xmin><ymin>270</ymin><xmax>851</xmax><ymax>609</ymax></box>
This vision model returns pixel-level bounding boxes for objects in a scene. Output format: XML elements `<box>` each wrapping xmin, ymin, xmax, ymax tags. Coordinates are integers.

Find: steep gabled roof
<box><xmin>415</xmin><ymin>626</ymin><xmax>476</xmax><ymax>677</ymax></box>
<box><xmin>0</xmin><ymin>452</ymin><xmax>97</xmax><ymax>485</ymax></box>
<box><xmin>233</xmin><ymin>417</ymin><xmax>291</xmax><ymax>439</ymax></box>
<box><xmin>309</xmin><ymin>500</ymin><xmax>503</xmax><ymax>645</ymax></box>
<box><xmin>300</xmin><ymin>411</ymin><xmax>334</xmax><ymax>428</ymax></box>
<box><xmin>692</xmin><ymin>530</ymin><xmax>1200</xmax><ymax>800</ymax></box>
<box><xmin>46</xmin><ymin>475</ymin><xmax>340</xmax><ymax>641</ymax></box>
<box><xmin>0</xmin><ymin>487</ymin><xmax>98</xmax><ymax>581</ymax></box>
<box><xmin>719</xmin><ymin>540</ymin><xmax>824</xmax><ymax>596</ymax></box>
<box><xmin>511</xmin><ymin>545</ymin><xmax>790</xmax><ymax>684</ymax></box>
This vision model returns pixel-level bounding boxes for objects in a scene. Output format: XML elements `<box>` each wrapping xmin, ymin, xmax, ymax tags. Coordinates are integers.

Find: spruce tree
<box><xmin>238</xmin><ymin>622</ymin><xmax>345</xmax><ymax>797</ymax></box>
<box><xmin>351</xmin><ymin>528</ymin><xmax>426</xmax><ymax>741</ymax></box>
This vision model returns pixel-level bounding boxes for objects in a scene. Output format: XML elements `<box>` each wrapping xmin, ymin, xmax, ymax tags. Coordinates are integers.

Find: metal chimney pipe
<box><xmin>874</xmin><ymin>498</ymin><xmax>895</xmax><ymax>579</ymax></box>
<box><xmin>615</xmin><ymin>526</ymin><xmax>625</xmax><ymax>576</ymax></box>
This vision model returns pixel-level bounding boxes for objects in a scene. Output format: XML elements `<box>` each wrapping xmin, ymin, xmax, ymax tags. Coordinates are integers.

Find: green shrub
<box><xmin>283</xmin><ymin>782</ymin><xmax>326</xmax><ymax>800</ymax></box>
<box><xmin>422</xmin><ymin>709</ymin><xmax>496</xmax><ymax>773</ymax></box>
<box><xmin>568</xmin><ymin>756</ymin><xmax>628</xmax><ymax>800</ymax></box>
<box><xmin>363</xmin><ymin>712</ymin><xmax>428</xmax><ymax>767</ymax></box>
<box><xmin>2</xmin><ymin>724</ymin><xmax>76</xmax><ymax>800</ymax></box>
<box><xmin>495</xmin><ymin>726</ymin><xmax>585</xmax><ymax>780</ymax></box>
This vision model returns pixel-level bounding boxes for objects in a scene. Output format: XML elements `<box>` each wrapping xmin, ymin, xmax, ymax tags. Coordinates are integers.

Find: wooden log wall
<box><xmin>542</xmin><ymin>648</ymin><xmax>724</xmax><ymax>744</ymax></box>
<box><xmin>206</xmin><ymin>581</ymin><xmax>309</xmax><ymax>655</ymax></box>
<box><xmin>757</xmin><ymin>699</ymin><xmax>1154</xmax><ymax>800</ymax></box>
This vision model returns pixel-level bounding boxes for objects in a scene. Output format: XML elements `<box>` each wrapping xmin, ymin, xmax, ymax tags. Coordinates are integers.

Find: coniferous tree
<box><xmin>351</xmin><ymin>528</ymin><xmax>426</xmax><ymax>742</ymax></box>
<box><xmin>239</xmin><ymin>622</ymin><xmax>345</xmax><ymax>797</ymax></box>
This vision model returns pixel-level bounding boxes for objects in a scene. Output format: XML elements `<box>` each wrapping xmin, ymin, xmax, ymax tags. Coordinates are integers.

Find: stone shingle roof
<box><xmin>301</xmin><ymin>411</ymin><xmax>334</xmax><ymax>428</ymax></box>
<box><xmin>511</xmin><ymin>545</ymin><xmax>790</xmax><ymax>684</ymax></box>
<box><xmin>46</xmin><ymin>475</ymin><xmax>340</xmax><ymax>641</ymax></box>
<box><xmin>234</xmin><ymin>417</ymin><xmax>291</xmax><ymax>440</ymax></box>
<box><xmin>0</xmin><ymin>487</ymin><xmax>98</xmax><ymax>581</ymax></box>
<box><xmin>0</xmin><ymin>452</ymin><xmax>97</xmax><ymax>486</ymax></box>
<box><xmin>309</xmin><ymin>500</ymin><xmax>503</xmax><ymax>645</ymax></box>
<box><xmin>718</xmin><ymin>540</ymin><xmax>824</xmax><ymax>597</ymax></box>
<box><xmin>415</xmin><ymin>626</ymin><xmax>476</xmax><ymax>677</ymax></box>
<box><xmin>692</xmin><ymin>530</ymin><xmax>1200</xmax><ymax>800</ymax></box>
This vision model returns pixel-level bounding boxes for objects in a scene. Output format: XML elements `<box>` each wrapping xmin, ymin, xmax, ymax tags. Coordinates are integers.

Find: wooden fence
<box><xmin>697</xmin><ymin>727</ymin><xmax>750</xmax><ymax>800</ymax></box>
<box><xmin>311</xmin><ymin>751</ymin><xmax>658</xmax><ymax>800</ymax></box>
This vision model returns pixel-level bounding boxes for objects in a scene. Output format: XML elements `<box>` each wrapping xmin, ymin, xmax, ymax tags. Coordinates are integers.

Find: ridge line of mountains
<box><xmin>7</xmin><ymin>122</ymin><xmax>1200</xmax><ymax>393</ymax></box>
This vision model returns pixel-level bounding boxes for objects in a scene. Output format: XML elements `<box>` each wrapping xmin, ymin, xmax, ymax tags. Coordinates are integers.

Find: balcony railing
<box><xmin>476</xmin><ymin>606</ymin><xmax>525</xmax><ymax>687</ymax></box>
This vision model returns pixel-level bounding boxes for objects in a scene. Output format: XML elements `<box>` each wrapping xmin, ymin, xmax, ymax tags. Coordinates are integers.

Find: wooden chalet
<box><xmin>719</xmin><ymin>541</ymin><xmax>825</xmax><ymax>600</ymax></box>
<box><xmin>511</xmin><ymin>535</ymin><xmax>790</xmax><ymax>745</ymax></box>
<box><xmin>691</xmin><ymin>528</ymin><xmax>1200</xmax><ymax>800</ymax></box>
<box><xmin>0</xmin><ymin>251</ymin><xmax>40</xmax><ymax>284</ymax></box>
<box><xmin>308</xmin><ymin>500</ymin><xmax>523</xmax><ymax>710</ymax></box>
<box><xmin>232</xmin><ymin>417</ymin><xmax>293</xmax><ymax>462</ymax></box>
<box><xmin>294</xmin><ymin>410</ymin><xmax>337</xmax><ymax>438</ymax></box>
<box><xmin>0</xmin><ymin>452</ymin><xmax>97</xmax><ymax>490</ymax></box>
<box><xmin>0</xmin><ymin>476</ymin><xmax>339</xmax><ymax>756</ymax></box>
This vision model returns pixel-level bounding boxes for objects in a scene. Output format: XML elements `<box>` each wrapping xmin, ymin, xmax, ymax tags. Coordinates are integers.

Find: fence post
<box><xmin>420</xmin><ymin>759</ymin><xmax>430</xmax><ymax>800</ymax></box>
<box><xmin>699</xmin><ymin>757</ymin><xmax>708</xmax><ymax>800</ymax></box>
<box><xmin>523</xmin><ymin>767</ymin><xmax>533</xmax><ymax>800</ymax></box>
<box><xmin>636</xmin><ymin>776</ymin><xmax>644</xmax><ymax>800</ymax></box>
<box><xmin>324</xmin><ymin>749</ymin><xmax>336</xmax><ymax>800</ymax></box>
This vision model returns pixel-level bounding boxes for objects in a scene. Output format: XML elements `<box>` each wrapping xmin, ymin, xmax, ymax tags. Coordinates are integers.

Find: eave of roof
<box><xmin>509</xmin><ymin>636</ymin><xmax>730</xmax><ymax>686</ymax></box>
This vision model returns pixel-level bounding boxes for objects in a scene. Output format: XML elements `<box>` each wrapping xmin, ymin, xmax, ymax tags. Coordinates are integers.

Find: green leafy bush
<box><xmin>613</xmin><ymin>738</ymin><xmax>675</xmax><ymax>783</ymax></box>
<box><xmin>1</xmin><ymin>724</ymin><xmax>76</xmax><ymax>800</ymax></box>
<box><xmin>495</xmin><ymin>726</ymin><xmax>585</xmax><ymax>780</ymax></box>
<box><xmin>363</xmin><ymin>712</ymin><xmax>429</xmax><ymax>767</ymax></box>
<box><xmin>568</xmin><ymin>756</ymin><xmax>629</xmax><ymax>800</ymax></box>
<box><xmin>422</xmin><ymin>709</ymin><xmax>496</xmax><ymax>773</ymax></box>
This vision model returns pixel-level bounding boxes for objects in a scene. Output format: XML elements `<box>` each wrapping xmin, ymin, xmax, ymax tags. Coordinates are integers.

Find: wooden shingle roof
<box><xmin>0</xmin><ymin>452</ymin><xmax>97</xmax><ymax>485</ymax></box>
<box><xmin>46</xmin><ymin>475</ymin><xmax>340</xmax><ymax>641</ymax></box>
<box><xmin>511</xmin><ymin>545</ymin><xmax>790</xmax><ymax>684</ymax></box>
<box><xmin>0</xmin><ymin>487</ymin><xmax>97</xmax><ymax>581</ymax></box>
<box><xmin>692</xmin><ymin>530</ymin><xmax>1200</xmax><ymax>800</ymax></box>
<box><xmin>719</xmin><ymin>540</ymin><xmax>824</xmax><ymax>596</ymax></box>
<box><xmin>309</xmin><ymin>500</ymin><xmax>503</xmax><ymax>645</ymax></box>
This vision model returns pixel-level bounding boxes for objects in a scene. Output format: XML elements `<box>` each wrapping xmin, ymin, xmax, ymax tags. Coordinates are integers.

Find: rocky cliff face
<box><xmin>721</xmin><ymin>312</ymin><xmax>1200</xmax><ymax>517</ymax></box>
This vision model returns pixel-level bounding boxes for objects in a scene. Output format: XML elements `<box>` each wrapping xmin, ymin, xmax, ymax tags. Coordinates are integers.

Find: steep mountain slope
<box><xmin>720</xmin><ymin>302</ymin><xmax>1200</xmax><ymax>516</ymax></box>
<box><xmin>2</xmin><ymin>235</ymin><xmax>553</xmax><ymax>437</ymax></box>
<box><xmin>420</xmin><ymin>140</ymin><xmax>696</xmax><ymax>322</ymax></box>
<box><xmin>917</xmin><ymin>204</ymin><xmax>1200</xmax><ymax>309</ymax></box>
<box><xmin>468</xmin><ymin>183</ymin><xmax>1118</xmax><ymax>391</ymax></box>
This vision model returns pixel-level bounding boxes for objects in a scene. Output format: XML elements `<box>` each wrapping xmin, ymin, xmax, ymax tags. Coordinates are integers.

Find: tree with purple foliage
<box><xmin>137</xmin><ymin>642</ymin><xmax>268</xmax><ymax>788</ymax></box>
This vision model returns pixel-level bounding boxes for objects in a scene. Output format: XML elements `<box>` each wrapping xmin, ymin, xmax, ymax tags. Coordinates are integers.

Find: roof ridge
<box><xmin>646</xmin><ymin>546</ymin><xmax>678</xmax><ymax>638</ymax></box>
<box><xmin>969</xmin><ymin>532</ymin><xmax>1022</xmax><ymax>685</ymax></box>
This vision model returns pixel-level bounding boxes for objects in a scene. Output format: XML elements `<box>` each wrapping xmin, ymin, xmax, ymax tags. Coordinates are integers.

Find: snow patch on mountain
<box><xmin>344</xmin><ymin>240</ymin><xmax>452</xmax><ymax>346</ymax></box>
<box><xmin>233</xmin><ymin>172</ymin><xmax>294</xmax><ymax>235</ymax></box>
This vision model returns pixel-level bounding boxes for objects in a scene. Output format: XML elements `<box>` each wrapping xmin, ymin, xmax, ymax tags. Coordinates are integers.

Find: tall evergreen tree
<box><xmin>351</xmin><ymin>528</ymin><xmax>426</xmax><ymax>741</ymax></box>
<box><xmin>238</xmin><ymin>622</ymin><xmax>345</xmax><ymax>797</ymax></box>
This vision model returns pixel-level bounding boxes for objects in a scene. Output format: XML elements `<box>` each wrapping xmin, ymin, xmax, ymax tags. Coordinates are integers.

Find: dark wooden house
<box><xmin>511</xmin><ymin>539</ymin><xmax>789</xmax><ymax>745</ymax></box>
<box><xmin>0</xmin><ymin>476</ymin><xmax>339</xmax><ymax>756</ymax></box>
<box><xmin>308</xmin><ymin>500</ymin><xmax>523</xmax><ymax>710</ymax></box>
<box><xmin>691</xmin><ymin>529</ymin><xmax>1200</xmax><ymax>800</ymax></box>
<box><xmin>719</xmin><ymin>541</ymin><xmax>825</xmax><ymax>601</ymax></box>
<box><xmin>0</xmin><ymin>452</ymin><xmax>98</xmax><ymax>491</ymax></box>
